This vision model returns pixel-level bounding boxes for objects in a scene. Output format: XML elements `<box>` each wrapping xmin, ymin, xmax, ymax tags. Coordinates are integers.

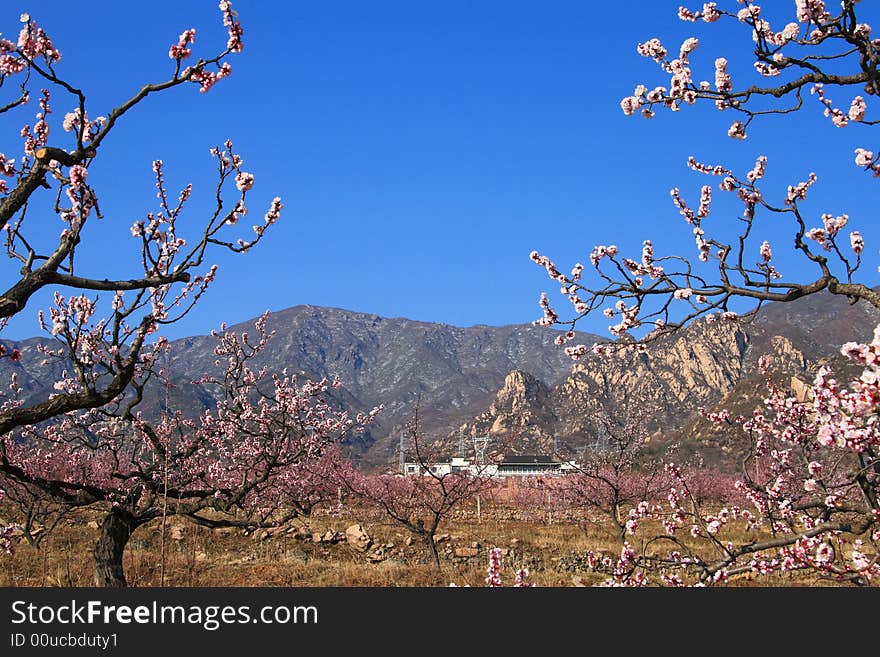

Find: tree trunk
<box><xmin>94</xmin><ymin>507</ymin><xmax>136</xmax><ymax>587</ymax></box>
<box><xmin>423</xmin><ymin>532</ymin><xmax>441</xmax><ymax>569</ymax></box>
<box><xmin>612</xmin><ymin>501</ymin><xmax>626</xmax><ymax>546</ymax></box>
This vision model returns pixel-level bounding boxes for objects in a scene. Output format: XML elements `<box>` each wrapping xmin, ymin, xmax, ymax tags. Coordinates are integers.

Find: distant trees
<box><xmin>530</xmin><ymin>1</ymin><xmax>880</xmax><ymax>585</ymax></box>
<box><xmin>552</xmin><ymin>412</ymin><xmax>674</xmax><ymax>544</ymax></box>
<box><xmin>331</xmin><ymin>415</ymin><xmax>493</xmax><ymax>568</ymax></box>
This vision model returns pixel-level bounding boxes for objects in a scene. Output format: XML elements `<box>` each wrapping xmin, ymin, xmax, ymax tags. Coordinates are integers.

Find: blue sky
<box><xmin>1</xmin><ymin>1</ymin><xmax>878</xmax><ymax>340</ymax></box>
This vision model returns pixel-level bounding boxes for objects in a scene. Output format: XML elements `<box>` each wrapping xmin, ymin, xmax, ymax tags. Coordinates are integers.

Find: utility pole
<box><xmin>398</xmin><ymin>432</ymin><xmax>406</xmax><ymax>473</ymax></box>
<box><xmin>473</xmin><ymin>435</ymin><xmax>489</xmax><ymax>466</ymax></box>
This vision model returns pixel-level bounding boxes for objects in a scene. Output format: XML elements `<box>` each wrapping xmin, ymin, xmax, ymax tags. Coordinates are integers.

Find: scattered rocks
<box><xmin>287</xmin><ymin>527</ymin><xmax>312</xmax><ymax>541</ymax></box>
<box><xmin>433</xmin><ymin>534</ymin><xmax>450</xmax><ymax>543</ymax></box>
<box><xmin>454</xmin><ymin>547</ymin><xmax>480</xmax><ymax>558</ymax></box>
<box><xmin>345</xmin><ymin>524</ymin><xmax>373</xmax><ymax>551</ymax></box>
<box><xmin>169</xmin><ymin>524</ymin><xmax>186</xmax><ymax>541</ymax></box>
<box><xmin>555</xmin><ymin>553</ymin><xmax>596</xmax><ymax>573</ymax></box>
<box><xmin>258</xmin><ymin>527</ymin><xmax>287</xmax><ymax>541</ymax></box>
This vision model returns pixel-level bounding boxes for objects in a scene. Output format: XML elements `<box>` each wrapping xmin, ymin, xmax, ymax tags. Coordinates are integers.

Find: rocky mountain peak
<box><xmin>457</xmin><ymin>293</ymin><xmax>872</xmax><ymax>453</ymax></box>
<box><xmin>490</xmin><ymin>370</ymin><xmax>549</xmax><ymax>412</ymax></box>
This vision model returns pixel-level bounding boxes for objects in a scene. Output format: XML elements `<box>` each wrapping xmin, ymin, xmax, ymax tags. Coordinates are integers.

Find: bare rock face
<box><xmin>790</xmin><ymin>375</ymin><xmax>812</xmax><ymax>403</ymax></box>
<box><xmin>459</xmin><ymin>370</ymin><xmax>556</xmax><ymax>454</ymax></box>
<box><xmin>345</xmin><ymin>524</ymin><xmax>373</xmax><ymax>552</ymax></box>
<box><xmin>458</xmin><ymin>307</ymin><xmax>832</xmax><ymax>453</ymax></box>
<box><xmin>490</xmin><ymin>371</ymin><xmax>550</xmax><ymax>417</ymax></box>
<box><xmin>766</xmin><ymin>335</ymin><xmax>807</xmax><ymax>371</ymax></box>
<box><xmin>562</xmin><ymin>322</ymin><xmax>751</xmax><ymax>423</ymax></box>
<box><xmin>483</xmin><ymin>371</ymin><xmax>554</xmax><ymax>433</ymax></box>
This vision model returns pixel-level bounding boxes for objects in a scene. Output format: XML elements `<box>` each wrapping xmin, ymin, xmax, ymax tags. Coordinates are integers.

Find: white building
<box><xmin>401</xmin><ymin>455</ymin><xmax>578</xmax><ymax>478</ymax></box>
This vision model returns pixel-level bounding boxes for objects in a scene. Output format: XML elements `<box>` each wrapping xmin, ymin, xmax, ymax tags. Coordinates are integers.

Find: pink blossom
<box><xmin>727</xmin><ymin>121</ymin><xmax>746</xmax><ymax>140</ymax></box>
<box><xmin>850</xmin><ymin>231</ymin><xmax>864</xmax><ymax>255</ymax></box>
<box><xmin>620</xmin><ymin>96</ymin><xmax>639</xmax><ymax>116</ymax></box>
<box><xmin>68</xmin><ymin>165</ymin><xmax>87</xmax><ymax>188</ymax></box>
<box><xmin>169</xmin><ymin>29</ymin><xmax>196</xmax><ymax>60</ymax></box>
<box><xmin>714</xmin><ymin>58</ymin><xmax>731</xmax><ymax>93</ymax></box>
<box><xmin>235</xmin><ymin>171</ymin><xmax>255</xmax><ymax>192</ymax></box>
<box><xmin>848</xmin><ymin>96</ymin><xmax>867</xmax><ymax>122</ymax></box>
<box><xmin>637</xmin><ymin>38</ymin><xmax>668</xmax><ymax>62</ymax></box>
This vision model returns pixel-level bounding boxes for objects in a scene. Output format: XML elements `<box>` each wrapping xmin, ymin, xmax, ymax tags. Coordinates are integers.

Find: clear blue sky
<box><xmin>1</xmin><ymin>1</ymin><xmax>878</xmax><ymax>340</ymax></box>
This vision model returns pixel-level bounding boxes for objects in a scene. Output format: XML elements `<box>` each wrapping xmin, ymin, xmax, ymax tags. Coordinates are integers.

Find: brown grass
<box><xmin>0</xmin><ymin>505</ymin><xmax>840</xmax><ymax>587</ymax></box>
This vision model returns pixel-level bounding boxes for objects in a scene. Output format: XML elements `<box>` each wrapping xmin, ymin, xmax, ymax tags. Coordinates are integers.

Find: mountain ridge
<box><xmin>2</xmin><ymin>292</ymin><xmax>877</xmax><ymax>466</ymax></box>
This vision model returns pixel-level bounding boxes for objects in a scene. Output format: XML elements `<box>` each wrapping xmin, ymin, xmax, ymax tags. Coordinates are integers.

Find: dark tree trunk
<box><xmin>423</xmin><ymin>532</ymin><xmax>441</xmax><ymax>569</ymax></box>
<box><xmin>94</xmin><ymin>507</ymin><xmax>136</xmax><ymax>587</ymax></box>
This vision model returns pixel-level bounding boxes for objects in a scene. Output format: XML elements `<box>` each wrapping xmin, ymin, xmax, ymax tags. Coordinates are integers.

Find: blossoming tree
<box><xmin>0</xmin><ymin>3</ymin><xmax>372</xmax><ymax>586</ymax></box>
<box><xmin>532</xmin><ymin>0</ymin><xmax>879</xmax><ymax>584</ymax></box>
<box><xmin>552</xmin><ymin>411</ymin><xmax>675</xmax><ymax>545</ymax></box>
<box><xmin>331</xmin><ymin>413</ymin><xmax>494</xmax><ymax>569</ymax></box>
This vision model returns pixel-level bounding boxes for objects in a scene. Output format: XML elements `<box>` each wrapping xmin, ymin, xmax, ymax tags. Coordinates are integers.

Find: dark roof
<box><xmin>499</xmin><ymin>455</ymin><xmax>558</xmax><ymax>465</ymax></box>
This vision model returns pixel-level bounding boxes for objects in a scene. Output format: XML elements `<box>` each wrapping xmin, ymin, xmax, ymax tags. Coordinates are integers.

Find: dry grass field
<box><xmin>1</xmin><ymin>503</ymin><xmax>833</xmax><ymax>587</ymax></box>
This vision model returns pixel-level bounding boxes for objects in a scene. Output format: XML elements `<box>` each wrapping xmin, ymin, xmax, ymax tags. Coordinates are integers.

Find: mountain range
<box><xmin>0</xmin><ymin>306</ymin><xmax>595</xmax><ymax>464</ymax></box>
<box><xmin>1</xmin><ymin>292</ymin><xmax>877</xmax><ymax>466</ymax></box>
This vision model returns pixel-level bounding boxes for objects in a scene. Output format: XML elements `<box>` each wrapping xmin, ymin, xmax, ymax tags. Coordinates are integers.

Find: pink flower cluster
<box><xmin>727</xmin><ymin>120</ymin><xmax>746</xmax><ymax>140</ymax></box>
<box><xmin>687</xmin><ymin>156</ymin><xmax>730</xmax><ymax>176</ymax></box>
<box><xmin>235</xmin><ymin>171</ymin><xmax>255</xmax><ymax>192</ymax></box>
<box><xmin>850</xmin><ymin>231</ymin><xmax>864</xmax><ymax>255</ymax></box>
<box><xmin>795</xmin><ymin>0</ymin><xmax>831</xmax><ymax>25</ymax></box>
<box><xmin>189</xmin><ymin>62</ymin><xmax>232</xmax><ymax>93</ymax></box>
<box><xmin>61</xmin><ymin>107</ymin><xmax>105</xmax><ymax>143</ymax></box>
<box><xmin>811</xmin><ymin>84</ymin><xmax>867</xmax><ymax>128</ymax></box>
<box><xmin>854</xmin><ymin>148</ymin><xmax>880</xmax><ymax>176</ymax></box>
<box><xmin>714</xmin><ymin>57</ymin><xmax>731</xmax><ymax>93</ymax></box>
<box><xmin>169</xmin><ymin>29</ymin><xmax>196</xmax><ymax>60</ymax></box>
<box><xmin>804</xmin><ymin>214</ymin><xmax>849</xmax><ymax>251</ymax></box>
<box><xmin>785</xmin><ymin>172</ymin><xmax>818</xmax><ymax>205</ymax></box>
<box><xmin>16</xmin><ymin>16</ymin><xmax>61</xmax><ymax>64</ymax></box>
<box><xmin>219</xmin><ymin>1</ymin><xmax>244</xmax><ymax>53</ymax></box>
<box><xmin>451</xmin><ymin>547</ymin><xmax>533</xmax><ymax>587</ymax></box>
<box><xmin>678</xmin><ymin>3</ymin><xmax>721</xmax><ymax>23</ymax></box>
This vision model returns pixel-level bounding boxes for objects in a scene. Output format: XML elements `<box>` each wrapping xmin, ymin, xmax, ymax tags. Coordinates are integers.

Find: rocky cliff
<box><xmin>457</xmin><ymin>291</ymin><xmax>878</xmax><ymax>456</ymax></box>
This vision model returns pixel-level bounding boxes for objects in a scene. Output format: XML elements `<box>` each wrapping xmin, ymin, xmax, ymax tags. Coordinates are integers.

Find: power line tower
<box><xmin>591</xmin><ymin>421</ymin><xmax>609</xmax><ymax>452</ymax></box>
<box><xmin>473</xmin><ymin>435</ymin><xmax>489</xmax><ymax>466</ymax></box>
<box><xmin>398</xmin><ymin>432</ymin><xmax>407</xmax><ymax>473</ymax></box>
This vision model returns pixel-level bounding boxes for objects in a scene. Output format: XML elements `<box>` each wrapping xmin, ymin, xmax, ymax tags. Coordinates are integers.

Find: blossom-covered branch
<box><xmin>534</xmin><ymin>1</ymin><xmax>879</xmax><ymax>357</ymax></box>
